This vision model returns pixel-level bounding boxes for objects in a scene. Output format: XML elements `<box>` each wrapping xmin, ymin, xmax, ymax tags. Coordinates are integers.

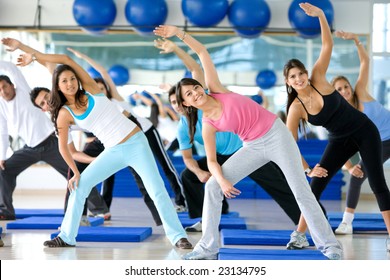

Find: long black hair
<box><xmin>50</xmin><ymin>64</ymin><xmax>86</xmax><ymax>133</ymax></box>
<box><xmin>174</xmin><ymin>78</ymin><xmax>203</xmax><ymax>144</ymax></box>
<box><xmin>283</xmin><ymin>58</ymin><xmax>309</xmax><ymax>137</ymax></box>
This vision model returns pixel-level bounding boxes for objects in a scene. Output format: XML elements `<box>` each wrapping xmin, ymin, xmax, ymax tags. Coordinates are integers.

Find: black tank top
<box><xmin>297</xmin><ymin>85</ymin><xmax>369</xmax><ymax>139</ymax></box>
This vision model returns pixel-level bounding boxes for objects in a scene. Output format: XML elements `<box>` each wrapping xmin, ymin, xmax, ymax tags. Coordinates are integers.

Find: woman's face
<box><xmin>180</xmin><ymin>84</ymin><xmax>206</xmax><ymax>108</ymax></box>
<box><xmin>333</xmin><ymin>79</ymin><xmax>353</xmax><ymax>103</ymax></box>
<box><xmin>169</xmin><ymin>93</ymin><xmax>184</xmax><ymax>115</ymax></box>
<box><xmin>57</xmin><ymin>70</ymin><xmax>79</xmax><ymax>97</ymax></box>
<box><xmin>286</xmin><ymin>67</ymin><xmax>309</xmax><ymax>91</ymax></box>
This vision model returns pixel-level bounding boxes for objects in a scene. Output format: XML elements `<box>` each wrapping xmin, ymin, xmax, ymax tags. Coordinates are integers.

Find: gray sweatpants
<box><xmin>195</xmin><ymin>118</ymin><xmax>339</xmax><ymax>255</ymax></box>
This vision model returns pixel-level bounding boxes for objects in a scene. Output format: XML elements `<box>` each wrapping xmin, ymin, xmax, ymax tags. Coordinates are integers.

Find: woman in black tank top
<box><xmin>283</xmin><ymin>4</ymin><xmax>390</xmax><ymax>251</ymax></box>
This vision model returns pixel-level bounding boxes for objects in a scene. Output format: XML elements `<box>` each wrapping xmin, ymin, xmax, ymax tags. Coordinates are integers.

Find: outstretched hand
<box><xmin>1</xmin><ymin>37</ymin><xmax>21</xmax><ymax>52</ymax></box>
<box><xmin>154</xmin><ymin>38</ymin><xmax>176</xmax><ymax>54</ymax></box>
<box><xmin>334</xmin><ymin>30</ymin><xmax>357</xmax><ymax>41</ymax></box>
<box><xmin>16</xmin><ymin>53</ymin><xmax>33</xmax><ymax>67</ymax></box>
<box><xmin>153</xmin><ymin>25</ymin><xmax>180</xmax><ymax>39</ymax></box>
<box><xmin>299</xmin><ymin>2</ymin><xmax>323</xmax><ymax>17</ymax></box>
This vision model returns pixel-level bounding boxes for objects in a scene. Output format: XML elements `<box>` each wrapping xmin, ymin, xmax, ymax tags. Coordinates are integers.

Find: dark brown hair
<box><xmin>50</xmin><ymin>64</ymin><xmax>86</xmax><ymax>133</ymax></box>
<box><xmin>175</xmin><ymin>78</ymin><xmax>203</xmax><ymax>144</ymax></box>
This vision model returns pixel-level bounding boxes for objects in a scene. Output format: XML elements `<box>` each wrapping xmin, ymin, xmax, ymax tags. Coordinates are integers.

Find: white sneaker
<box><xmin>335</xmin><ymin>222</ymin><xmax>353</xmax><ymax>235</ymax></box>
<box><xmin>185</xmin><ymin>221</ymin><xmax>202</xmax><ymax>232</ymax></box>
<box><xmin>324</xmin><ymin>246</ymin><xmax>343</xmax><ymax>260</ymax></box>
<box><xmin>286</xmin><ymin>230</ymin><xmax>309</xmax><ymax>249</ymax></box>
<box><xmin>182</xmin><ymin>250</ymin><xmax>217</xmax><ymax>260</ymax></box>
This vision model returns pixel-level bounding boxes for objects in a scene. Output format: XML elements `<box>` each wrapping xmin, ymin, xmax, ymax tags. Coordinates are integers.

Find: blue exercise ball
<box><xmin>288</xmin><ymin>0</ymin><xmax>334</xmax><ymax>39</ymax></box>
<box><xmin>256</xmin><ymin>70</ymin><xmax>277</xmax><ymax>90</ymax></box>
<box><xmin>125</xmin><ymin>0</ymin><xmax>168</xmax><ymax>36</ymax></box>
<box><xmin>182</xmin><ymin>0</ymin><xmax>229</xmax><ymax>27</ymax></box>
<box><xmin>72</xmin><ymin>0</ymin><xmax>117</xmax><ymax>34</ymax></box>
<box><xmin>87</xmin><ymin>66</ymin><xmax>101</xmax><ymax>79</ymax></box>
<box><xmin>228</xmin><ymin>0</ymin><xmax>271</xmax><ymax>38</ymax></box>
<box><xmin>108</xmin><ymin>65</ymin><xmax>130</xmax><ymax>86</ymax></box>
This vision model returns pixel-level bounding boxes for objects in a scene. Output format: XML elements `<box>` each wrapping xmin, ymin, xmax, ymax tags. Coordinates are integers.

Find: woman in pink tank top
<box><xmin>154</xmin><ymin>12</ymin><xmax>342</xmax><ymax>261</ymax></box>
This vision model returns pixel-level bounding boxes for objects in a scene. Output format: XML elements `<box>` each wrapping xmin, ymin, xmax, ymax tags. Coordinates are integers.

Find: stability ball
<box><xmin>288</xmin><ymin>0</ymin><xmax>334</xmax><ymax>39</ymax></box>
<box><xmin>256</xmin><ymin>70</ymin><xmax>277</xmax><ymax>90</ymax></box>
<box><xmin>125</xmin><ymin>0</ymin><xmax>168</xmax><ymax>36</ymax></box>
<box><xmin>182</xmin><ymin>0</ymin><xmax>229</xmax><ymax>27</ymax></box>
<box><xmin>72</xmin><ymin>0</ymin><xmax>117</xmax><ymax>34</ymax></box>
<box><xmin>228</xmin><ymin>0</ymin><xmax>271</xmax><ymax>38</ymax></box>
<box><xmin>108</xmin><ymin>65</ymin><xmax>130</xmax><ymax>86</ymax></box>
<box><xmin>87</xmin><ymin>66</ymin><xmax>101</xmax><ymax>79</ymax></box>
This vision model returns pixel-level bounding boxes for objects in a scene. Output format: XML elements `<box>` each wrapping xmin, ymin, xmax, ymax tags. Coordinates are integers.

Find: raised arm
<box><xmin>9</xmin><ymin>42</ymin><xmax>100</xmax><ymax>95</ymax></box>
<box><xmin>335</xmin><ymin>31</ymin><xmax>372</xmax><ymax>102</ymax></box>
<box><xmin>301</xmin><ymin>3</ymin><xmax>333</xmax><ymax>84</ymax></box>
<box><xmin>154</xmin><ymin>25</ymin><xmax>228</xmax><ymax>93</ymax></box>
<box><xmin>2</xmin><ymin>37</ymin><xmax>57</xmax><ymax>74</ymax></box>
<box><xmin>154</xmin><ymin>38</ymin><xmax>206</xmax><ymax>87</ymax></box>
<box><xmin>67</xmin><ymin>47</ymin><xmax>124</xmax><ymax>101</ymax></box>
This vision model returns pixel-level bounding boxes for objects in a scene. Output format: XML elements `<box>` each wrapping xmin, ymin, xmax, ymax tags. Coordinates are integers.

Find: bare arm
<box><xmin>154</xmin><ymin>25</ymin><xmax>228</xmax><ymax>94</ymax></box>
<box><xmin>56</xmin><ymin>109</ymin><xmax>81</xmax><ymax>190</ymax></box>
<box><xmin>154</xmin><ymin>38</ymin><xmax>206</xmax><ymax>87</ymax></box>
<box><xmin>335</xmin><ymin>31</ymin><xmax>372</xmax><ymax>102</ymax></box>
<box><xmin>68</xmin><ymin>142</ymin><xmax>95</xmax><ymax>164</ymax></box>
<box><xmin>286</xmin><ymin>103</ymin><xmax>328</xmax><ymax>177</ymax></box>
<box><xmin>181</xmin><ymin>148</ymin><xmax>211</xmax><ymax>183</ymax></box>
<box><xmin>202</xmin><ymin>123</ymin><xmax>241</xmax><ymax>198</ymax></box>
<box><xmin>1</xmin><ymin>37</ymin><xmax>57</xmax><ymax>74</ymax></box>
<box><xmin>301</xmin><ymin>3</ymin><xmax>333</xmax><ymax>86</ymax></box>
<box><xmin>67</xmin><ymin>47</ymin><xmax>125</xmax><ymax>101</ymax></box>
<box><xmin>13</xmin><ymin>44</ymin><xmax>100</xmax><ymax>95</ymax></box>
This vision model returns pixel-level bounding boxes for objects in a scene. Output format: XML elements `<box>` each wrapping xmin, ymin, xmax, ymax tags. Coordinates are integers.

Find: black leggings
<box><xmin>346</xmin><ymin>139</ymin><xmax>390</xmax><ymax>209</ymax></box>
<box><xmin>310</xmin><ymin>121</ymin><xmax>390</xmax><ymax>212</ymax></box>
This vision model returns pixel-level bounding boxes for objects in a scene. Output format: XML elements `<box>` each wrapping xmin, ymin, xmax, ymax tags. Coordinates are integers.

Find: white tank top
<box><xmin>63</xmin><ymin>93</ymin><xmax>136</xmax><ymax>148</ymax></box>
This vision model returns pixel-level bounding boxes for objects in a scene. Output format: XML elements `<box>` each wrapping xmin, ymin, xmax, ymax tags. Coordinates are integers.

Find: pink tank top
<box><xmin>202</xmin><ymin>92</ymin><xmax>277</xmax><ymax>142</ymax></box>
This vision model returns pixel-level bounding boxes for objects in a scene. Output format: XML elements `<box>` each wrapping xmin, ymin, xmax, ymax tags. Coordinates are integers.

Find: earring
<box><xmin>288</xmin><ymin>86</ymin><xmax>292</xmax><ymax>94</ymax></box>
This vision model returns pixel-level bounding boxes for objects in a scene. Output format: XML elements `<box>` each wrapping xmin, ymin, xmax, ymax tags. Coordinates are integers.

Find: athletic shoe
<box><xmin>335</xmin><ymin>222</ymin><xmax>353</xmax><ymax>235</ymax></box>
<box><xmin>43</xmin><ymin>236</ymin><xmax>75</xmax><ymax>248</ymax></box>
<box><xmin>324</xmin><ymin>246</ymin><xmax>343</xmax><ymax>260</ymax></box>
<box><xmin>286</xmin><ymin>230</ymin><xmax>310</xmax><ymax>249</ymax></box>
<box><xmin>386</xmin><ymin>238</ymin><xmax>390</xmax><ymax>252</ymax></box>
<box><xmin>182</xmin><ymin>250</ymin><xmax>217</xmax><ymax>260</ymax></box>
<box><xmin>185</xmin><ymin>221</ymin><xmax>202</xmax><ymax>232</ymax></box>
<box><xmin>175</xmin><ymin>205</ymin><xmax>187</xmax><ymax>213</ymax></box>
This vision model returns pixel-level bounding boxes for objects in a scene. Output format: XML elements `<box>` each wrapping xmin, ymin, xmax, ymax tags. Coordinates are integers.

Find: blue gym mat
<box><xmin>6</xmin><ymin>216</ymin><xmax>104</xmax><ymax>229</ymax></box>
<box><xmin>220</xmin><ymin>229</ymin><xmax>314</xmax><ymax>246</ymax></box>
<box><xmin>218</xmin><ymin>248</ymin><xmax>327</xmax><ymax>260</ymax></box>
<box><xmin>15</xmin><ymin>208</ymin><xmax>64</xmax><ymax>219</ymax></box>
<box><xmin>329</xmin><ymin>219</ymin><xmax>387</xmax><ymax>232</ymax></box>
<box><xmin>327</xmin><ymin>212</ymin><xmax>386</xmax><ymax>233</ymax></box>
<box><xmin>177</xmin><ymin>211</ymin><xmax>240</xmax><ymax>218</ymax></box>
<box><xmin>180</xmin><ymin>217</ymin><xmax>247</xmax><ymax>230</ymax></box>
<box><xmin>50</xmin><ymin>227</ymin><xmax>152</xmax><ymax>242</ymax></box>
<box><xmin>327</xmin><ymin>212</ymin><xmax>382</xmax><ymax>221</ymax></box>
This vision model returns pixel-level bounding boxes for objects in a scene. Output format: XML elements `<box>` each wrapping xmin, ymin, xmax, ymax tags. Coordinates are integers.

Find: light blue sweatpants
<box><xmin>195</xmin><ymin>118</ymin><xmax>341</xmax><ymax>256</ymax></box>
<box><xmin>58</xmin><ymin>132</ymin><xmax>187</xmax><ymax>245</ymax></box>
